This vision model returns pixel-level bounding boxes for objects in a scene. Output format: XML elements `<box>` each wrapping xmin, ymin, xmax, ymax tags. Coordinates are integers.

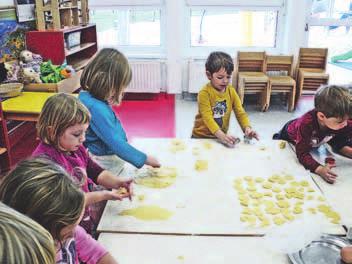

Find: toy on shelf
<box><xmin>35</xmin><ymin>0</ymin><xmax>89</xmax><ymax>30</ymax></box>
<box><xmin>19</xmin><ymin>50</ymin><xmax>43</xmax><ymax>73</ymax></box>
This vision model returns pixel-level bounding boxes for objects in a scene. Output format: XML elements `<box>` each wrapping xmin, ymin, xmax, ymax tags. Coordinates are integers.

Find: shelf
<box><xmin>65</xmin><ymin>42</ymin><xmax>96</xmax><ymax>56</ymax></box>
<box><xmin>0</xmin><ymin>148</ymin><xmax>7</xmax><ymax>155</ymax></box>
<box><xmin>71</xmin><ymin>57</ymin><xmax>91</xmax><ymax>70</ymax></box>
<box><xmin>59</xmin><ymin>6</ymin><xmax>78</xmax><ymax>9</ymax></box>
<box><xmin>62</xmin><ymin>24</ymin><xmax>95</xmax><ymax>34</ymax></box>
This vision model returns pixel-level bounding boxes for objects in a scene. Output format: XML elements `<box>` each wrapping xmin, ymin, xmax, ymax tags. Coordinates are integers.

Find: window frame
<box><xmin>183</xmin><ymin>4</ymin><xmax>285</xmax><ymax>58</ymax></box>
<box><xmin>90</xmin><ymin>5</ymin><xmax>166</xmax><ymax>58</ymax></box>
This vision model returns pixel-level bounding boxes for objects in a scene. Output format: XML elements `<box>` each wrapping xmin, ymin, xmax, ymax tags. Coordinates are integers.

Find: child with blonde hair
<box><xmin>0</xmin><ymin>157</ymin><xmax>118</xmax><ymax>264</ymax></box>
<box><xmin>273</xmin><ymin>85</ymin><xmax>352</xmax><ymax>183</ymax></box>
<box><xmin>79</xmin><ymin>48</ymin><xmax>160</xmax><ymax>174</ymax></box>
<box><xmin>0</xmin><ymin>202</ymin><xmax>56</xmax><ymax>264</ymax></box>
<box><xmin>192</xmin><ymin>51</ymin><xmax>258</xmax><ymax>146</ymax></box>
<box><xmin>32</xmin><ymin>93</ymin><xmax>133</xmax><ymax>234</ymax></box>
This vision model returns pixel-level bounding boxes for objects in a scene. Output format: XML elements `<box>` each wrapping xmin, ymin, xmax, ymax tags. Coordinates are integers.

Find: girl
<box><xmin>0</xmin><ymin>202</ymin><xmax>56</xmax><ymax>264</ymax></box>
<box><xmin>0</xmin><ymin>157</ymin><xmax>118</xmax><ymax>264</ymax></box>
<box><xmin>32</xmin><ymin>93</ymin><xmax>132</xmax><ymax>234</ymax></box>
<box><xmin>79</xmin><ymin>48</ymin><xmax>160</xmax><ymax>175</ymax></box>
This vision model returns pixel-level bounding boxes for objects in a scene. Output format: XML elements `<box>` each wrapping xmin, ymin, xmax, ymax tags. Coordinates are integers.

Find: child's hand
<box><xmin>146</xmin><ymin>155</ymin><xmax>161</xmax><ymax>168</ymax></box>
<box><xmin>115</xmin><ymin>178</ymin><xmax>134</xmax><ymax>200</ymax></box>
<box><xmin>104</xmin><ymin>189</ymin><xmax>132</xmax><ymax>201</ymax></box>
<box><xmin>245</xmin><ymin>127</ymin><xmax>259</xmax><ymax>140</ymax></box>
<box><xmin>315</xmin><ymin>165</ymin><xmax>338</xmax><ymax>184</ymax></box>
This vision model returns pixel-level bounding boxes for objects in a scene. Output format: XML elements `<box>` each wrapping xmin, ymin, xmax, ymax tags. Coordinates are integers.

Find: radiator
<box><xmin>188</xmin><ymin>60</ymin><xmax>208</xmax><ymax>93</ymax></box>
<box><xmin>126</xmin><ymin>61</ymin><xmax>162</xmax><ymax>93</ymax></box>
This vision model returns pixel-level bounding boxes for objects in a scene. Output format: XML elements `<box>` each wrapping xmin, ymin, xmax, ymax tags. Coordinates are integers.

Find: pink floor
<box><xmin>112</xmin><ymin>93</ymin><xmax>175</xmax><ymax>140</ymax></box>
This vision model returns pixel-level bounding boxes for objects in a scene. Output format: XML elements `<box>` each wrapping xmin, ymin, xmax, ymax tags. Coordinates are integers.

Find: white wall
<box><xmin>0</xmin><ymin>0</ymin><xmax>14</xmax><ymax>7</ymax></box>
<box><xmin>282</xmin><ymin>0</ymin><xmax>310</xmax><ymax>55</ymax></box>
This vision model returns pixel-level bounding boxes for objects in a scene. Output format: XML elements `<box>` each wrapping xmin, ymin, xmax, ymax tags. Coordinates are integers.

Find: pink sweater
<box><xmin>56</xmin><ymin>226</ymin><xmax>108</xmax><ymax>264</ymax></box>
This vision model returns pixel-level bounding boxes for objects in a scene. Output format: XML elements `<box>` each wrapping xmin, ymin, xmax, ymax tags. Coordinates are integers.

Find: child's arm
<box><xmin>85</xmin><ymin>190</ymin><xmax>130</xmax><ymax>206</ymax></box>
<box><xmin>89</xmin><ymin>104</ymin><xmax>150</xmax><ymax>168</ymax></box>
<box><xmin>296</xmin><ymin>125</ymin><xmax>338</xmax><ymax>183</ymax></box>
<box><xmin>75</xmin><ymin>225</ymin><xmax>117</xmax><ymax>264</ymax></box>
<box><xmin>214</xmin><ymin>129</ymin><xmax>237</xmax><ymax>147</ymax></box>
<box><xmin>98</xmin><ymin>254</ymin><xmax>118</xmax><ymax>264</ymax></box>
<box><xmin>339</xmin><ymin>146</ymin><xmax>352</xmax><ymax>158</ymax></box>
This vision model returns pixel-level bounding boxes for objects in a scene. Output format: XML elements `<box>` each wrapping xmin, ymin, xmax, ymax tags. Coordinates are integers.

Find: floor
<box><xmin>176</xmin><ymin>63</ymin><xmax>352</xmax><ymax>140</ymax></box>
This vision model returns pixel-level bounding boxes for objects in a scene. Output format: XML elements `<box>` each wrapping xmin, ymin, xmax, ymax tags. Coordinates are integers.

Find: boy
<box><xmin>192</xmin><ymin>51</ymin><xmax>258</xmax><ymax>147</ymax></box>
<box><xmin>273</xmin><ymin>85</ymin><xmax>352</xmax><ymax>183</ymax></box>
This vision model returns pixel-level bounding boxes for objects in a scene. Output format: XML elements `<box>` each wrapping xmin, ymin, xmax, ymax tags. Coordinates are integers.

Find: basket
<box><xmin>0</xmin><ymin>83</ymin><xmax>23</xmax><ymax>98</ymax></box>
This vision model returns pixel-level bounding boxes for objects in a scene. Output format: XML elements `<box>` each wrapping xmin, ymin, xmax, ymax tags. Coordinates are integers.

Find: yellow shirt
<box><xmin>192</xmin><ymin>83</ymin><xmax>250</xmax><ymax>138</ymax></box>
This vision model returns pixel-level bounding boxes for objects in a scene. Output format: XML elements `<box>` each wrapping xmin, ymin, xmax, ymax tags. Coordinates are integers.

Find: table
<box><xmin>1</xmin><ymin>92</ymin><xmax>56</xmax><ymax>121</ymax></box>
<box><xmin>98</xmin><ymin>233</ymin><xmax>289</xmax><ymax>264</ymax></box>
<box><xmin>97</xmin><ymin>138</ymin><xmax>345</xmax><ymax>235</ymax></box>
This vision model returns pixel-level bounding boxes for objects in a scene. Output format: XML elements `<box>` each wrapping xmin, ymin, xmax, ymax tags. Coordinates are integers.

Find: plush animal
<box><xmin>4</xmin><ymin>61</ymin><xmax>20</xmax><ymax>83</ymax></box>
<box><xmin>0</xmin><ymin>62</ymin><xmax>7</xmax><ymax>83</ymax></box>
<box><xmin>19</xmin><ymin>50</ymin><xmax>43</xmax><ymax>73</ymax></box>
<box><xmin>20</xmin><ymin>67</ymin><xmax>42</xmax><ymax>84</ymax></box>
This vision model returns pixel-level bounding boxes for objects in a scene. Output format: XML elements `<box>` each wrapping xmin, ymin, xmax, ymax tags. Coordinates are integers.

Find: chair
<box><xmin>295</xmin><ymin>48</ymin><xmax>329</xmax><ymax>105</ymax></box>
<box><xmin>0</xmin><ymin>101</ymin><xmax>11</xmax><ymax>174</ymax></box>
<box><xmin>265</xmin><ymin>55</ymin><xmax>296</xmax><ymax>112</ymax></box>
<box><xmin>233</xmin><ymin>51</ymin><xmax>270</xmax><ymax>111</ymax></box>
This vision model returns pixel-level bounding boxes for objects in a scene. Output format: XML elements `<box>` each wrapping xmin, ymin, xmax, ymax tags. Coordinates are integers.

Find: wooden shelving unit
<box><xmin>35</xmin><ymin>0</ymin><xmax>88</xmax><ymax>30</ymax></box>
<box><xmin>26</xmin><ymin>24</ymin><xmax>97</xmax><ymax>70</ymax></box>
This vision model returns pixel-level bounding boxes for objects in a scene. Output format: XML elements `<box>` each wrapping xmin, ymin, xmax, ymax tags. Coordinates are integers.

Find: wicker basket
<box><xmin>0</xmin><ymin>83</ymin><xmax>23</xmax><ymax>98</ymax></box>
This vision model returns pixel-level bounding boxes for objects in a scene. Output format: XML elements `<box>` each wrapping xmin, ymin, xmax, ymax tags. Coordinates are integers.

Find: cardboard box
<box><xmin>24</xmin><ymin>70</ymin><xmax>82</xmax><ymax>93</ymax></box>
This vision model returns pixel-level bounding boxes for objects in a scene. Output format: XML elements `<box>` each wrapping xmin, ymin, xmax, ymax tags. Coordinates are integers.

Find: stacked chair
<box><xmin>265</xmin><ymin>55</ymin><xmax>296</xmax><ymax>112</ymax></box>
<box><xmin>234</xmin><ymin>52</ymin><xmax>270</xmax><ymax>112</ymax></box>
<box><xmin>295</xmin><ymin>48</ymin><xmax>329</xmax><ymax>105</ymax></box>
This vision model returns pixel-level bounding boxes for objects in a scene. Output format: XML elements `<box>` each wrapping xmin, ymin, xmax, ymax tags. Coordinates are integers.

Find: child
<box><xmin>192</xmin><ymin>51</ymin><xmax>258</xmax><ymax>147</ymax></box>
<box><xmin>328</xmin><ymin>120</ymin><xmax>352</xmax><ymax>158</ymax></box>
<box><xmin>79</xmin><ymin>48</ymin><xmax>160</xmax><ymax>174</ymax></box>
<box><xmin>273</xmin><ymin>85</ymin><xmax>352</xmax><ymax>183</ymax></box>
<box><xmin>0</xmin><ymin>157</ymin><xmax>118</xmax><ymax>264</ymax></box>
<box><xmin>0</xmin><ymin>202</ymin><xmax>56</xmax><ymax>264</ymax></box>
<box><xmin>32</xmin><ymin>93</ymin><xmax>133</xmax><ymax>234</ymax></box>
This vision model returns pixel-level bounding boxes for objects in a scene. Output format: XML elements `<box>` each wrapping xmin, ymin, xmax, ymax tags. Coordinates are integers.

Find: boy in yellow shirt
<box><xmin>192</xmin><ymin>51</ymin><xmax>258</xmax><ymax>147</ymax></box>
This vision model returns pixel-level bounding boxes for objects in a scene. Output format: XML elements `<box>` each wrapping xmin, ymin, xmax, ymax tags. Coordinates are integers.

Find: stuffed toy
<box><xmin>20</xmin><ymin>67</ymin><xmax>42</xmax><ymax>84</ymax></box>
<box><xmin>19</xmin><ymin>50</ymin><xmax>43</xmax><ymax>73</ymax></box>
<box><xmin>4</xmin><ymin>61</ymin><xmax>20</xmax><ymax>83</ymax></box>
<box><xmin>0</xmin><ymin>62</ymin><xmax>7</xmax><ymax>83</ymax></box>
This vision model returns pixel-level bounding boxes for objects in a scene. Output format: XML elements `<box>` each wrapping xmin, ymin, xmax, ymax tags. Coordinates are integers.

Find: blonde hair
<box><xmin>315</xmin><ymin>85</ymin><xmax>352</xmax><ymax>118</ymax></box>
<box><xmin>80</xmin><ymin>48</ymin><xmax>132</xmax><ymax>104</ymax></box>
<box><xmin>0</xmin><ymin>202</ymin><xmax>56</xmax><ymax>264</ymax></box>
<box><xmin>37</xmin><ymin>93</ymin><xmax>90</xmax><ymax>149</ymax></box>
<box><xmin>0</xmin><ymin>157</ymin><xmax>85</xmax><ymax>242</ymax></box>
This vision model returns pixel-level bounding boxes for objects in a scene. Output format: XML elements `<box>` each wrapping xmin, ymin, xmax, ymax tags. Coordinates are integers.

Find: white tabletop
<box><xmin>98</xmin><ymin>233</ymin><xmax>290</xmax><ymax>264</ymax></box>
<box><xmin>97</xmin><ymin>138</ymin><xmax>345</xmax><ymax>235</ymax></box>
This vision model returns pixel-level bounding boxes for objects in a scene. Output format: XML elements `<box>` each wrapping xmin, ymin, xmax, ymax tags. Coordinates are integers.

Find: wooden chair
<box><xmin>295</xmin><ymin>48</ymin><xmax>329</xmax><ymax>105</ymax></box>
<box><xmin>233</xmin><ymin>51</ymin><xmax>269</xmax><ymax>111</ymax></box>
<box><xmin>265</xmin><ymin>55</ymin><xmax>296</xmax><ymax>112</ymax></box>
<box><xmin>0</xmin><ymin>101</ymin><xmax>11</xmax><ymax>174</ymax></box>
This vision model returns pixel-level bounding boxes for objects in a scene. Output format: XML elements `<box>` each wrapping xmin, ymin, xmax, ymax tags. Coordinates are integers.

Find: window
<box><xmin>311</xmin><ymin>0</ymin><xmax>352</xmax><ymax>19</ymax></box>
<box><xmin>307</xmin><ymin>0</ymin><xmax>352</xmax><ymax>59</ymax></box>
<box><xmin>90</xmin><ymin>9</ymin><xmax>161</xmax><ymax>47</ymax></box>
<box><xmin>190</xmin><ymin>9</ymin><xmax>278</xmax><ymax>47</ymax></box>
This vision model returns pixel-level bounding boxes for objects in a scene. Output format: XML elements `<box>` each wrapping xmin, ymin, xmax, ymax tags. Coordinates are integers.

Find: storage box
<box><xmin>24</xmin><ymin>70</ymin><xmax>82</xmax><ymax>93</ymax></box>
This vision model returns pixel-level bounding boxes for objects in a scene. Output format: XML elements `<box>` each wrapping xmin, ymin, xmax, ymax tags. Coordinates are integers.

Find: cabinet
<box><xmin>26</xmin><ymin>24</ymin><xmax>97</xmax><ymax>71</ymax></box>
<box><xmin>35</xmin><ymin>0</ymin><xmax>88</xmax><ymax>30</ymax></box>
